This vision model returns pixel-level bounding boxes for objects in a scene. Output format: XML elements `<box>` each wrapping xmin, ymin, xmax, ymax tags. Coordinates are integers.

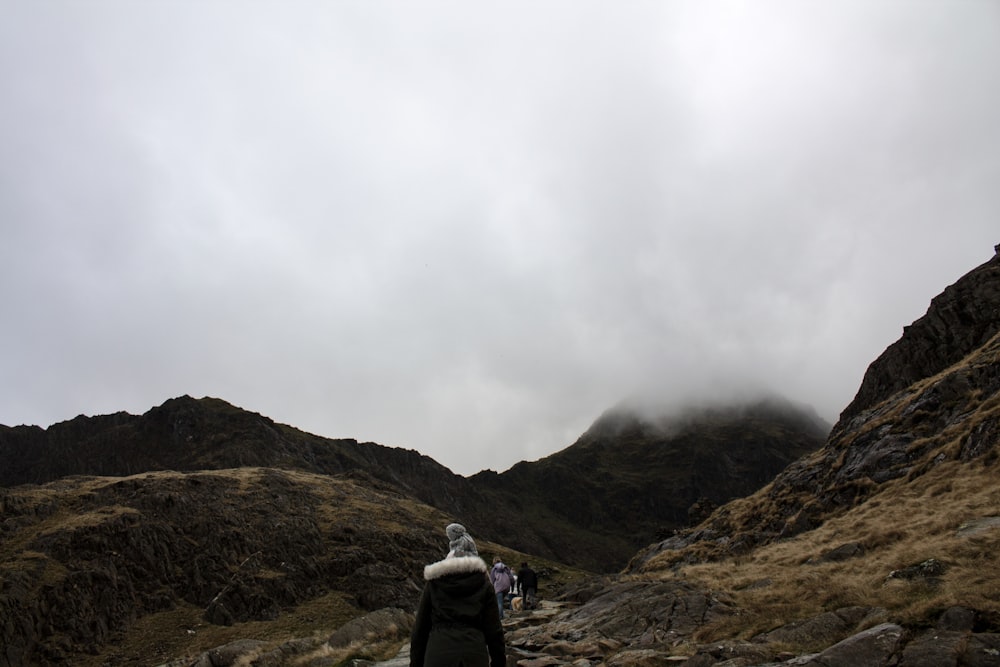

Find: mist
<box><xmin>1</xmin><ymin>1</ymin><xmax>998</xmax><ymax>475</ymax></box>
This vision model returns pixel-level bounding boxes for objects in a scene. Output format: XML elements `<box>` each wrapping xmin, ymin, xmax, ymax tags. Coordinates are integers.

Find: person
<box><xmin>516</xmin><ymin>561</ymin><xmax>538</xmax><ymax>610</ymax></box>
<box><xmin>489</xmin><ymin>557</ymin><xmax>513</xmax><ymax>619</ymax></box>
<box><xmin>410</xmin><ymin>523</ymin><xmax>505</xmax><ymax>667</ymax></box>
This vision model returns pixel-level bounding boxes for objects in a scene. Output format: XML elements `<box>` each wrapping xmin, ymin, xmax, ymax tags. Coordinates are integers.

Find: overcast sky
<box><xmin>2</xmin><ymin>2</ymin><xmax>998</xmax><ymax>476</ymax></box>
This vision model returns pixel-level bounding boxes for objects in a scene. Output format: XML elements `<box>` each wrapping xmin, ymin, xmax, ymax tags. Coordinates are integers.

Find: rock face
<box><xmin>839</xmin><ymin>245</ymin><xmax>1000</xmax><ymax>426</ymax></box>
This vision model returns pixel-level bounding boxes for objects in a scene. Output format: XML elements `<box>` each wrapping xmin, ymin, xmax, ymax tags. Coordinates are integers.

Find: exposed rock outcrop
<box><xmin>839</xmin><ymin>245</ymin><xmax>1000</xmax><ymax>426</ymax></box>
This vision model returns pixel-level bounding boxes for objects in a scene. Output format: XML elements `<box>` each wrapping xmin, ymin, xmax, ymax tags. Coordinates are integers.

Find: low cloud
<box><xmin>1</xmin><ymin>2</ymin><xmax>997</xmax><ymax>475</ymax></box>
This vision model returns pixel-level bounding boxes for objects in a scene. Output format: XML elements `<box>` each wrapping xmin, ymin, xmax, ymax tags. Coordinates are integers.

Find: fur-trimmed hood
<box><xmin>424</xmin><ymin>555</ymin><xmax>488</xmax><ymax>581</ymax></box>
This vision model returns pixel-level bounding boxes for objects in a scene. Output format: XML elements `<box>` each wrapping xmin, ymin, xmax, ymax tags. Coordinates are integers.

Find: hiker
<box><xmin>410</xmin><ymin>523</ymin><xmax>505</xmax><ymax>667</ymax></box>
<box><xmin>516</xmin><ymin>561</ymin><xmax>538</xmax><ymax>610</ymax></box>
<box><xmin>489</xmin><ymin>557</ymin><xmax>514</xmax><ymax>619</ymax></box>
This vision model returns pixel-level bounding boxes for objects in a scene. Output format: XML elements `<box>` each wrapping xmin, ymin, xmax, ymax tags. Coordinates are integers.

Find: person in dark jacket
<box><xmin>410</xmin><ymin>524</ymin><xmax>505</xmax><ymax>667</ymax></box>
<box><xmin>515</xmin><ymin>561</ymin><xmax>538</xmax><ymax>610</ymax></box>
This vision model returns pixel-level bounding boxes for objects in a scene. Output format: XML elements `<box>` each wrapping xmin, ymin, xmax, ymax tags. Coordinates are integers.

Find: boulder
<box><xmin>802</xmin><ymin>622</ymin><xmax>905</xmax><ymax>666</ymax></box>
<box><xmin>753</xmin><ymin>607</ymin><xmax>884</xmax><ymax>649</ymax></box>
<box><xmin>326</xmin><ymin>607</ymin><xmax>413</xmax><ymax>648</ymax></box>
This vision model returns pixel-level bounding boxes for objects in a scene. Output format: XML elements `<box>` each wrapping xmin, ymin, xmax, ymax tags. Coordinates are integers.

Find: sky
<box><xmin>1</xmin><ymin>1</ymin><xmax>998</xmax><ymax>476</ymax></box>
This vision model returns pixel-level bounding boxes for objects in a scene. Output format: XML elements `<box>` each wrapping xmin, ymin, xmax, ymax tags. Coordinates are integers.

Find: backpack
<box><xmin>493</xmin><ymin>564</ymin><xmax>512</xmax><ymax>592</ymax></box>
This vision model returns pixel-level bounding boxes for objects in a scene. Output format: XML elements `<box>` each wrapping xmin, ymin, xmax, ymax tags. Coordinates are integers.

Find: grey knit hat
<box><xmin>445</xmin><ymin>523</ymin><xmax>478</xmax><ymax>558</ymax></box>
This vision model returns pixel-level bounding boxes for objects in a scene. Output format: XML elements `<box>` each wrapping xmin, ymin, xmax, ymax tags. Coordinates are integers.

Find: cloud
<box><xmin>1</xmin><ymin>1</ymin><xmax>998</xmax><ymax>475</ymax></box>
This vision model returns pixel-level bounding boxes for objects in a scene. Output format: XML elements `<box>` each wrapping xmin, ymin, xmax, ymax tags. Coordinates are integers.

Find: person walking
<box><xmin>516</xmin><ymin>561</ymin><xmax>538</xmax><ymax>610</ymax></box>
<box><xmin>410</xmin><ymin>524</ymin><xmax>505</xmax><ymax>667</ymax></box>
<box><xmin>489</xmin><ymin>557</ymin><xmax>513</xmax><ymax>619</ymax></box>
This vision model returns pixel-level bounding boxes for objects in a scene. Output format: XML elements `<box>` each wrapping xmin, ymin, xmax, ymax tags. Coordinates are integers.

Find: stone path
<box><xmin>370</xmin><ymin>643</ymin><xmax>410</xmax><ymax>667</ymax></box>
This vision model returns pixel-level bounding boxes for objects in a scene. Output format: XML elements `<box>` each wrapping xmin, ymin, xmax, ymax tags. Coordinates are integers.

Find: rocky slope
<box><xmin>0</xmin><ymin>467</ymin><xmax>448</xmax><ymax>665</ymax></box>
<box><xmin>0</xmin><ymin>466</ymin><xmax>592</xmax><ymax>667</ymax></box>
<box><xmin>510</xmin><ymin>244</ymin><xmax>1000</xmax><ymax>665</ymax></box>
<box><xmin>631</xmin><ymin>247</ymin><xmax>1000</xmax><ymax>566</ymax></box>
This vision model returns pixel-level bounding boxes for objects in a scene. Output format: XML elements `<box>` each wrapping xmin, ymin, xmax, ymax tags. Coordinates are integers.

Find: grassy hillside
<box><xmin>629</xmin><ymin>330</ymin><xmax>1000</xmax><ymax>655</ymax></box>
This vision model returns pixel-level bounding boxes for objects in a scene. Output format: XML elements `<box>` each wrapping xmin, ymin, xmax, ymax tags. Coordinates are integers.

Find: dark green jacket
<box><xmin>409</xmin><ymin>556</ymin><xmax>505</xmax><ymax>667</ymax></box>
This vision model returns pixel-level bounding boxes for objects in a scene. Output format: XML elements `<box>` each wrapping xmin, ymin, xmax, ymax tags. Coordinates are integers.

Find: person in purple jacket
<box><xmin>488</xmin><ymin>556</ymin><xmax>513</xmax><ymax>619</ymax></box>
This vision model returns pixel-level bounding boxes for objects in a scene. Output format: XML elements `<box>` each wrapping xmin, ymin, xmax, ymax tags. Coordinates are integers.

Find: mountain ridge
<box><xmin>0</xmin><ymin>390</ymin><xmax>825</xmax><ymax>572</ymax></box>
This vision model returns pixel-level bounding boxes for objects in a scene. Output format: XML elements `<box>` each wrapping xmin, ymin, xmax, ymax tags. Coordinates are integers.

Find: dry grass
<box><xmin>81</xmin><ymin>591</ymin><xmax>362</xmax><ymax>667</ymax></box>
<box><xmin>657</xmin><ymin>456</ymin><xmax>1000</xmax><ymax>649</ymax></box>
<box><xmin>642</xmin><ymin>336</ymin><xmax>1000</xmax><ymax>653</ymax></box>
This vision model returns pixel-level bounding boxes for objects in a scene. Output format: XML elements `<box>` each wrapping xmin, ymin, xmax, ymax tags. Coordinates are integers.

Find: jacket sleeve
<box><xmin>409</xmin><ymin>584</ymin><xmax>432</xmax><ymax>667</ymax></box>
<box><xmin>480</xmin><ymin>583</ymin><xmax>505</xmax><ymax>667</ymax></box>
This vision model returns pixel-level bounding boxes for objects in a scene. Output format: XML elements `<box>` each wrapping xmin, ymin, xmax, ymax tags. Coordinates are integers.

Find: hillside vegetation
<box><xmin>637</xmin><ymin>333</ymin><xmax>1000</xmax><ymax>648</ymax></box>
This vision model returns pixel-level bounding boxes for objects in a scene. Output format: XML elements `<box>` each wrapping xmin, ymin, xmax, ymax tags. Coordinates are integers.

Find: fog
<box><xmin>2</xmin><ymin>2</ymin><xmax>998</xmax><ymax>474</ymax></box>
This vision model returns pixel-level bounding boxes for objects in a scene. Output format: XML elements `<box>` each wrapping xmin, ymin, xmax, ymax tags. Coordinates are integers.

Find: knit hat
<box><xmin>445</xmin><ymin>523</ymin><xmax>478</xmax><ymax>558</ymax></box>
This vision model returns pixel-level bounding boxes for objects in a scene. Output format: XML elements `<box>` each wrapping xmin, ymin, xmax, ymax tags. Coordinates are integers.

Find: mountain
<box><xmin>569</xmin><ymin>245</ymin><xmax>1000</xmax><ymax>664</ymax></box>
<box><xmin>0</xmin><ymin>390</ymin><xmax>825</xmax><ymax>665</ymax></box>
<box><xmin>474</xmin><ymin>394</ymin><xmax>828</xmax><ymax>570</ymax></box>
<box><xmin>631</xmin><ymin>245</ymin><xmax>1000</xmax><ymax>567</ymax></box>
<box><xmin>0</xmin><ymin>395</ymin><xmax>468</xmax><ymax>507</ymax></box>
<box><xmin>0</xmin><ymin>393</ymin><xmax>827</xmax><ymax>572</ymax></box>
<box><xmin>6</xmin><ymin>243</ymin><xmax>999</xmax><ymax>666</ymax></box>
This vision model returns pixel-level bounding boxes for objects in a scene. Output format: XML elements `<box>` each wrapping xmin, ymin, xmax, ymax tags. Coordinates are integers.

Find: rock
<box><xmin>517</xmin><ymin>657</ymin><xmax>566</xmax><ymax>667</ymax></box>
<box><xmin>898</xmin><ymin>629</ymin><xmax>964</xmax><ymax>666</ymax></box>
<box><xmin>687</xmin><ymin>640</ymin><xmax>774</xmax><ymax>665</ymax></box>
<box><xmin>754</xmin><ymin>607</ymin><xmax>884</xmax><ymax>649</ymax></box>
<box><xmin>816</xmin><ymin>542</ymin><xmax>866</xmax><ymax>563</ymax></box>
<box><xmin>171</xmin><ymin>638</ymin><xmax>270</xmax><ymax>667</ymax></box>
<box><xmin>960</xmin><ymin>633</ymin><xmax>1000</xmax><ymax>666</ymax></box>
<box><xmin>956</xmin><ymin>517</ymin><xmax>1000</xmax><ymax>538</ymax></box>
<box><xmin>937</xmin><ymin>606</ymin><xmax>976</xmax><ymax>632</ymax></box>
<box><xmin>840</xmin><ymin>249</ymin><xmax>1000</xmax><ymax>423</ymax></box>
<box><xmin>801</xmin><ymin>622</ymin><xmax>905</xmax><ymax>666</ymax></box>
<box><xmin>552</xmin><ymin>580</ymin><xmax>733</xmax><ymax>643</ymax></box>
<box><xmin>327</xmin><ymin>607</ymin><xmax>413</xmax><ymax>648</ymax></box>
<box><xmin>605</xmin><ymin>648</ymin><xmax>688</xmax><ymax>665</ymax></box>
<box><xmin>506</xmin><ymin>580</ymin><xmax>732</xmax><ymax>665</ymax></box>
<box><xmin>887</xmin><ymin>558</ymin><xmax>947</xmax><ymax>583</ymax></box>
